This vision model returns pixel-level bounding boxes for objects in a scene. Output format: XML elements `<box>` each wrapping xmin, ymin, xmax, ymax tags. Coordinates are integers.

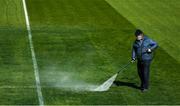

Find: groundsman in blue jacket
<box><xmin>131</xmin><ymin>29</ymin><xmax>158</xmax><ymax>92</ymax></box>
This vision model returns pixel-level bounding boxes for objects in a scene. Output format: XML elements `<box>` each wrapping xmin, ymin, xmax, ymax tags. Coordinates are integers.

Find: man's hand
<box><xmin>147</xmin><ymin>48</ymin><xmax>152</xmax><ymax>53</ymax></box>
<box><xmin>131</xmin><ymin>58</ymin><xmax>136</xmax><ymax>63</ymax></box>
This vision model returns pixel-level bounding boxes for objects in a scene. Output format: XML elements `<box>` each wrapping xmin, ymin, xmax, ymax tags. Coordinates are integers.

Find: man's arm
<box><xmin>132</xmin><ymin>46</ymin><xmax>136</xmax><ymax>61</ymax></box>
<box><xmin>149</xmin><ymin>39</ymin><xmax>158</xmax><ymax>51</ymax></box>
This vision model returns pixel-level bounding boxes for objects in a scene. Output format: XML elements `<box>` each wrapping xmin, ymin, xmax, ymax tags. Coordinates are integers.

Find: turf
<box><xmin>26</xmin><ymin>0</ymin><xmax>180</xmax><ymax>105</ymax></box>
<box><xmin>0</xmin><ymin>0</ymin><xmax>38</xmax><ymax>104</ymax></box>
<box><xmin>26</xmin><ymin>0</ymin><xmax>136</xmax><ymax>104</ymax></box>
<box><xmin>0</xmin><ymin>0</ymin><xmax>180</xmax><ymax>105</ymax></box>
<box><xmin>106</xmin><ymin>0</ymin><xmax>180</xmax><ymax>62</ymax></box>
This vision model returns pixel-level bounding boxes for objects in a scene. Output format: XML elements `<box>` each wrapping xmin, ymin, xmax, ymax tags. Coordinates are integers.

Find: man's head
<box><xmin>135</xmin><ymin>29</ymin><xmax>144</xmax><ymax>40</ymax></box>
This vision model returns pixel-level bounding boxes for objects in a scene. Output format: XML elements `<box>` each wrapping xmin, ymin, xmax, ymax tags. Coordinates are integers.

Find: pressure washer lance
<box><xmin>92</xmin><ymin>61</ymin><xmax>132</xmax><ymax>92</ymax></box>
<box><xmin>117</xmin><ymin>61</ymin><xmax>132</xmax><ymax>74</ymax></box>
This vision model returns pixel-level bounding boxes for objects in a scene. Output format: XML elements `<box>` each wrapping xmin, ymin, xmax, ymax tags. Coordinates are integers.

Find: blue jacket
<box><xmin>132</xmin><ymin>36</ymin><xmax>158</xmax><ymax>61</ymax></box>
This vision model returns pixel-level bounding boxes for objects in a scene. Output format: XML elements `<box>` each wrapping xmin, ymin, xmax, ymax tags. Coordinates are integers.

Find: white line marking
<box><xmin>0</xmin><ymin>86</ymin><xmax>36</xmax><ymax>89</ymax></box>
<box><xmin>0</xmin><ymin>85</ymin><xmax>64</xmax><ymax>89</ymax></box>
<box><xmin>22</xmin><ymin>0</ymin><xmax>44</xmax><ymax>105</ymax></box>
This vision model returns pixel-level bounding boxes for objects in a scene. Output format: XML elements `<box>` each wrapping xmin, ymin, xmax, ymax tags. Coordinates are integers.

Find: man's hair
<box><xmin>135</xmin><ymin>29</ymin><xmax>143</xmax><ymax>36</ymax></box>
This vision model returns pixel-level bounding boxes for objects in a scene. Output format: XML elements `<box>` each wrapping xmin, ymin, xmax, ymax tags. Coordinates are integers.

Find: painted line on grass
<box><xmin>0</xmin><ymin>85</ymin><xmax>69</xmax><ymax>89</ymax></box>
<box><xmin>0</xmin><ymin>86</ymin><xmax>36</xmax><ymax>89</ymax></box>
<box><xmin>22</xmin><ymin>0</ymin><xmax>44</xmax><ymax>105</ymax></box>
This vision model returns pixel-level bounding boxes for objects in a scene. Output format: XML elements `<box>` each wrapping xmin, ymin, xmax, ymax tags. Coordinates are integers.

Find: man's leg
<box><xmin>143</xmin><ymin>60</ymin><xmax>151</xmax><ymax>89</ymax></box>
<box><xmin>137</xmin><ymin>60</ymin><xmax>144</xmax><ymax>89</ymax></box>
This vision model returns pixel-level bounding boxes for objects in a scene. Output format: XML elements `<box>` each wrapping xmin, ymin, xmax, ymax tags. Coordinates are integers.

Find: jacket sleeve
<box><xmin>132</xmin><ymin>45</ymin><xmax>136</xmax><ymax>60</ymax></box>
<box><xmin>149</xmin><ymin>39</ymin><xmax>158</xmax><ymax>51</ymax></box>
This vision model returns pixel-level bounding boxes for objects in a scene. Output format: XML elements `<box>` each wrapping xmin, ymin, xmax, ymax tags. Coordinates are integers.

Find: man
<box><xmin>131</xmin><ymin>29</ymin><xmax>158</xmax><ymax>92</ymax></box>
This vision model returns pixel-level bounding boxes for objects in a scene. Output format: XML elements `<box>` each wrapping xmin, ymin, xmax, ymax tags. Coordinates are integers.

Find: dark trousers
<box><xmin>137</xmin><ymin>60</ymin><xmax>151</xmax><ymax>89</ymax></box>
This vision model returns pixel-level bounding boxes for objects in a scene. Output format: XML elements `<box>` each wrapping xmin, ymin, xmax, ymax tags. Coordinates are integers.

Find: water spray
<box><xmin>91</xmin><ymin>61</ymin><xmax>132</xmax><ymax>92</ymax></box>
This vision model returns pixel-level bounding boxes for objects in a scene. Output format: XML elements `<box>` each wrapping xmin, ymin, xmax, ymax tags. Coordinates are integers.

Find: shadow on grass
<box><xmin>113</xmin><ymin>81</ymin><xmax>140</xmax><ymax>90</ymax></box>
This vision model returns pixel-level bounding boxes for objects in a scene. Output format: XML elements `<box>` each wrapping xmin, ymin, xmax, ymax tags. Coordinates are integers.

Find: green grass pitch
<box><xmin>0</xmin><ymin>0</ymin><xmax>179</xmax><ymax>105</ymax></box>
